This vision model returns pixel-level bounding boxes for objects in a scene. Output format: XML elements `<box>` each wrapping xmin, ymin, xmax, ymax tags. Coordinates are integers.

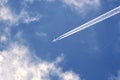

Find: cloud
<box><xmin>0</xmin><ymin>42</ymin><xmax>80</xmax><ymax>80</ymax></box>
<box><xmin>17</xmin><ymin>9</ymin><xmax>41</xmax><ymax>24</ymax></box>
<box><xmin>0</xmin><ymin>6</ymin><xmax>15</xmax><ymax>24</ymax></box>
<box><xmin>0</xmin><ymin>26</ymin><xmax>11</xmax><ymax>50</ymax></box>
<box><xmin>0</xmin><ymin>35</ymin><xmax>7</xmax><ymax>42</ymax></box>
<box><xmin>0</xmin><ymin>0</ymin><xmax>81</xmax><ymax>80</ymax></box>
<box><xmin>0</xmin><ymin>0</ymin><xmax>40</xmax><ymax>25</ymax></box>
<box><xmin>62</xmin><ymin>0</ymin><xmax>101</xmax><ymax>14</ymax></box>
<box><xmin>0</xmin><ymin>0</ymin><xmax>101</xmax><ymax>25</ymax></box>
<box><xmin>108</xmin><ymin>70</ymin><xmax>120</xmax><ymax>80</ymax></box>
<box><xmin>36</xmin><ymin>32</ymin><xmax>48</xmax><ymax>38</ymax></box>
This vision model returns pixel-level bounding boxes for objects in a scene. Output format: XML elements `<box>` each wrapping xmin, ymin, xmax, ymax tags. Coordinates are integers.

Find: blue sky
<box><xmin>0</xmin><ymin>0</ymin><xmax>120</xmax><ymax>80</ymax></box>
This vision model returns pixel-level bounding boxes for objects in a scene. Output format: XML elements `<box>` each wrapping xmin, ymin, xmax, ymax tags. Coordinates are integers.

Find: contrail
<box><xmin>53</xmin><ymin>6</ymin><xmax>120</xmax><ymax>42</ymax></box>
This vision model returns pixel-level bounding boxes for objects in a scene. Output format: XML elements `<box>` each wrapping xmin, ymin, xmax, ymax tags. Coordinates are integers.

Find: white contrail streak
<box><xmin>53</xmin><ymin>6</ymin><xmax>120</xmax><ymax>42</ymax></box>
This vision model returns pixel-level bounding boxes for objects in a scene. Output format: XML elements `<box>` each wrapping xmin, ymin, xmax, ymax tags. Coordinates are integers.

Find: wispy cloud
<box><xmin>0</xmin><ymin>6</ymin><xmax>15</xmax><ymax>24</ymax></box>
<box><xmin>17</xmin><ymin>9</ymin><xmax>41</xmax><ymax>24</ymax></box>
<box><xmin>0</xmin><ymin>35</ymin><xmax>7</xmax><ymax>42</ymax></box>
<box><xmin>62</xmin><ymin>0</ymin><xmax>101</xmax><ymax>14</ymax></box>
<box><xmin>36</xmin><ymin>32</ymin><xmax>48</xmax><ymax>38</ymax></box>
<box><xmin>0</xmin><ymin>0</ymin><xmax>40</xmax><ymax>25</ymax></box>
<box><xmin>108</xmin><ymin>70</ymin><xmax>120</xmax><ymax>80</ymax></box>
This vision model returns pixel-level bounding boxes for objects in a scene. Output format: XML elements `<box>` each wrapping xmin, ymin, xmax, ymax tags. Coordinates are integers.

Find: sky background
<box><xmin>0</xmin><ymin>0</ymin><xmax>120</xmax><ymax>80</ymax></box>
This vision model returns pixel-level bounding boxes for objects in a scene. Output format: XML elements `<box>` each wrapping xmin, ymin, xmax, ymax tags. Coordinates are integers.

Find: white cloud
<box><xmin>36</xmin><ymin>32</ymin><xmax>48</xmax><ymax>38</ymax></box>
<box><xmin>62</xmin><ymin>0</ymin><xmax>101</xmax><ymax>14</ymax></box>
<box><xmin>0</xmin><ymin>0</ymin><xmax>101</xmax><ymax>25</ymax></box>
<box><xmin>108</xmin><ymin>70</ymin><xmax>120</xmax><ymax>80</ymax></box>
<box><xmin>24</xmin><ymin>17</ymin><xmax>40</xmax><ymax>24</ymax></box>
<box><xmin>0</xmin><ymin>35</ymin><xmax>7</xmax><ymax>42</ymax></box>
<box><xmin>0</xmin><ymin>0</ymin><xmax>40</xmax><ymax>25</ymax></box>
<box><xmin>0</xmin><ymin>6</ymin><xmax>15</xmax><ymax>24</ymax></box>
<box><xmin>0</xmin><ymin>1</ymin><xmax>81</xmax><ymax>80</ymax></box>
<box><xmin>17</xmin><ymin>9</ymin><xmax>40</xmax><ymax>24</ymax></box>
<box><xmin>60</xmin><ymin>71</ymin><xmax>80</xmax><ymax>80</ymax></box>
<box><xmin>0</xmin><ymin>42</ymin><xmax>80</xmax><ymax>80</ymax></box>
